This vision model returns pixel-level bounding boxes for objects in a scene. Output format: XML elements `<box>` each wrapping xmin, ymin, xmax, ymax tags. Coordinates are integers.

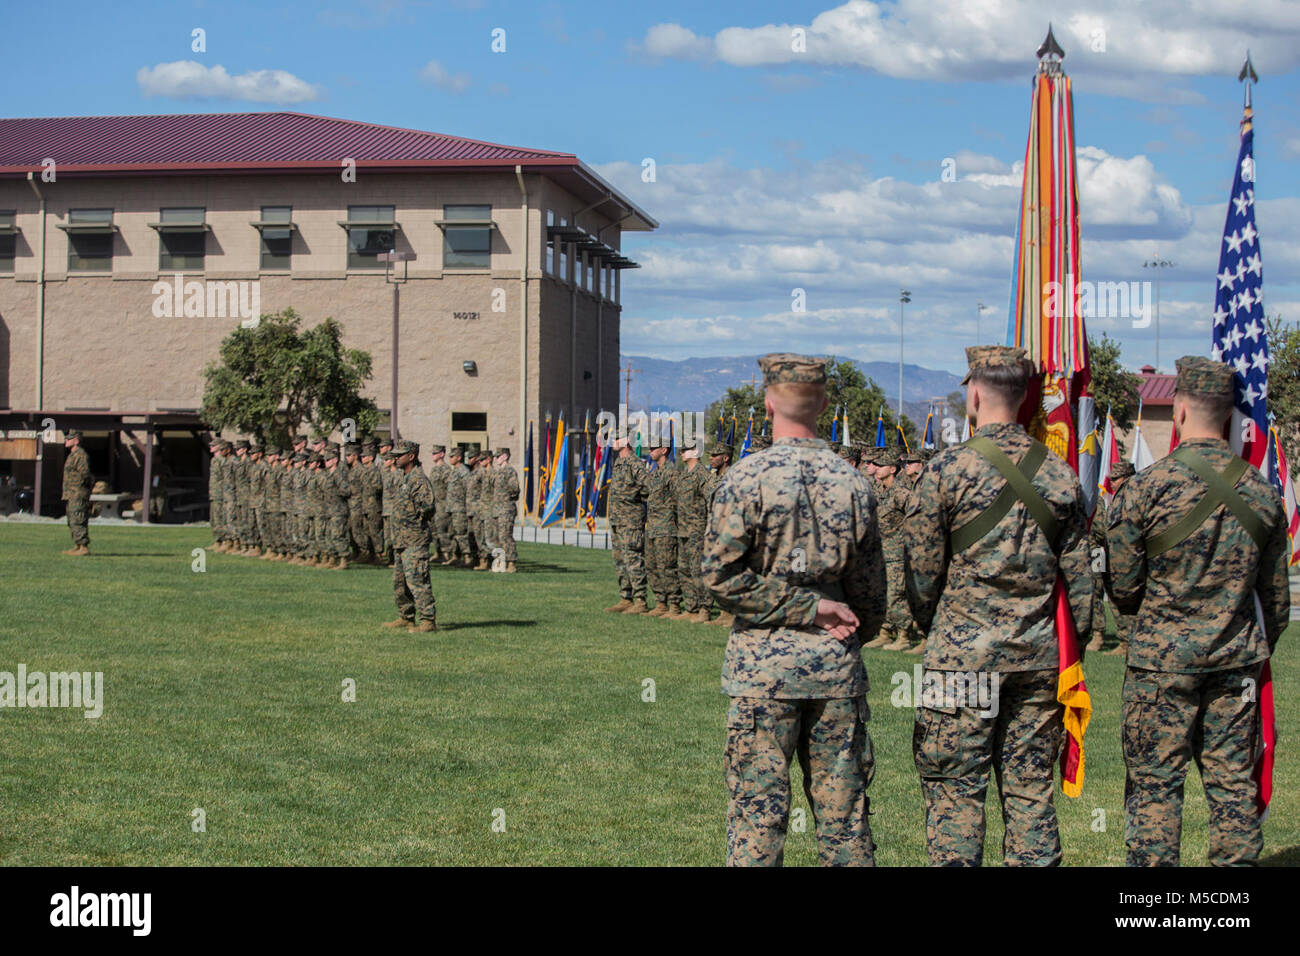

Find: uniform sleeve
<box><xmin>903</xmin><ymin>464</ymin><xmax>948</xmax><ymax>633</ymax></box>
<box><xmin>1105</xmin><ymin>482</ymin><xmax>1146</xmax><ymax>614</ymax></box>
<box><xmin>842</xmin><ymin>486</ymin><xmax>887</xmax><ymax>640</ymax></box>
<box><xmin>1058</xmin><ymin>479</ymin><xmax>1094</xmax><ymax>644</ymax></box>
<box><xmin>508</xmin><ymin>467</ymin><xmax>520</xmax><ymax>501</ymax></box>
<box><xmin>1257</xmin><ymin>498</ymin><xmax>1291</xmax><ymax>649</ymax></box>
<box><xmin>701</xmin><ymin>478</ymin><xmax>819</xmax><ymax>628</ymax></box>
<box><xmin>411</xmin><ymin>474</ymin><xmax>434</xmax><ymax>513</ymax></box>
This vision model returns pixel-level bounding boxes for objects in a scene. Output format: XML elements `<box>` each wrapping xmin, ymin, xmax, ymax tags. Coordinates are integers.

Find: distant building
<box><xmin>0</xmin><ymin>112</ymin><xmax>655</xmax><ymax>518</ymax></box>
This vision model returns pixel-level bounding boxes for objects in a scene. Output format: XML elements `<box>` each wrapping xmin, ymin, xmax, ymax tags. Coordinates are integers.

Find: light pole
<box><xmin>977</xmin><ymin>301</ymin><xmax>989</xmax><ymax>344</ymax></box>
<box><xmin>898</xmin><ymin>288</ymin><xmax>911</xmax><ymax>426</ymax></box>
<box><xmin>1143</xmin><ymin>255</ymin><xmax>1174</xmax><ymax>371</ymax></box>
<box><xmin>379</xmin><ymin>250</ymin><xmax>415</xmax><ymax>438</ymax></box>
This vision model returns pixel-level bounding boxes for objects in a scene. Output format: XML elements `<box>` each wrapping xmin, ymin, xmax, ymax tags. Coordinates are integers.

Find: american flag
<box><xmin>1210</xmin><ymin>122</ymin><xmax>1268</xmax><ymax>469</ymax></box>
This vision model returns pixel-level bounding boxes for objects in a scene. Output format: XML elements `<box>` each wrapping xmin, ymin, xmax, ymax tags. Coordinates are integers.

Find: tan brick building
<box><xmin>0</xmin><ymin>113</ymin><xmax>654</xmax><ymax>518</ymax></box>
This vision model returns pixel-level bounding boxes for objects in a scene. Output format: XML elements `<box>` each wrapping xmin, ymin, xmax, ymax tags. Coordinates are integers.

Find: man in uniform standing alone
<box><xmin>61</xmin><ymin>429</ymin><xmax>94</xmax><ymax>556</ymax></box>
<box><xmin>904</xmin><ymin>346</ymin><xmax>1091</xmax><ymax>866</ymax></box>
<box><xmin>383</xmin><ymin>441</ymin><xmax>438</xmax><ymax>632</ymax></box>
<box><xmin>1107</xmin><ymin>357</ymin><xmax>1289</xmax><ymax>866</ymax></box>
<box><xmin>703</xmin><ymin>354</ymin><xmax>886</xmax><ymax>867</ymax></box>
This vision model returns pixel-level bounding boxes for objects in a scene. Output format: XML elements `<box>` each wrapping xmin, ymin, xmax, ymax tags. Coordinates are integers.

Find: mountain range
<box><xmin>618</xmin><ymin>354</ymin><xmax>964</xmax><ymax>426</ymax></box>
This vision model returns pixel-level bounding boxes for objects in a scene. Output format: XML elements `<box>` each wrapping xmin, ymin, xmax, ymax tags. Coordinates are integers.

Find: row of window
<box><xmin>0</xmin><ymin>204</ymin><xmax>493</xmax><ymax>274</ymax></box>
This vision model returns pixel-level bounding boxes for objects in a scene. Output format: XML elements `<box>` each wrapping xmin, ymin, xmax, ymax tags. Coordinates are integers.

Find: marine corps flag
<box><xmin>1007</xmin><ymin>28</ymin><xmax>1091</xmax><ymax>797</ymax></box>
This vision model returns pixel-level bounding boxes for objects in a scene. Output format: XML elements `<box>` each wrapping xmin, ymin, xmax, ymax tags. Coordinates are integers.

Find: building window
<box><xmin>545</xmin><ymin>237</ymin><xmax>555</xmax><ymax>275</ymax></box>
<box><xmin>157</xmin><ymin>207</ymin><xmax>207</xmax><ymax>271</ymax></box>
<box><xmin>345</xmin><ymin>205</ymin><xmax>396</xmax><ymax>269</ymax></box>
<box><xmin>258</xmin><ymin>206</ymin><xmax>293</xmax><ymax>270</ymax></box>
<box><xmin>0</xmin><ymin>211</ymin><xmax>15</xmax><ymax>273</ymax></box>
<box><xmin>66</xmin><ymin>208</ymin><xmax>115</xmax><ymax>272</ymax></box>
<box><xmin>442</xmin><ymin>204</ymin><xmax>491</xmax><ymax>269</ymax></box>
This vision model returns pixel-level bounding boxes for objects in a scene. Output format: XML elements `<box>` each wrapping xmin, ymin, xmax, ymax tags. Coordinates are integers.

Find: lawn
<box><xmin>0</xmin><ymin>522</ymin><xmax>1297</xmax><ymax>866</ymax></box>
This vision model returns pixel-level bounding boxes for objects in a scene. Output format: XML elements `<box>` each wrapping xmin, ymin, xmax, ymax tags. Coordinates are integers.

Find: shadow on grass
<box><xmin>1261</xmin><ymin>844</ymin><xmax>1300</xmax><ymax>866</ymax></box>
<box><xmin>436</xmin><ymin>619</ymin><xmax>539</xmax><ymax>631</ymax></box>
<box><xmin>71</xmin><ymin>552</ymin><xmax>178</xmax><ymax>557</ymax></box>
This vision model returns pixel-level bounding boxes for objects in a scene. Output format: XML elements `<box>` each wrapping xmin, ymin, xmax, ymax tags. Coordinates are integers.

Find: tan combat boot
<box><xmin>334</xmin><ymin>557</ymin><xmax>349</xmax><ymax>570</ymax></box>
<box><xmin>504</xmin><ymin>561</ymin><xmax>517</xmax><ymax>573</ymax></box>
<box><xmin>862</xmin><ymin>635</ymin><xmax>892</xmax><ymax>649</ymax></box>
<box><xmin>665</xmin><ymin>607</ymin><xmax>691</xmax><ymax>620</ymax></box>
<box><xmin>623</xmin><ymin>599</ymin><xmax>650</xmax><ymax>615</ymax></box>
<box><xmin>382</xmin><ymin>618</ymin><xmax>414</xmax><ymax>629</ymax></box>
<box><xmin>688</xmin><ymin>609</ymin><xmax>712</xmax><ymax>623</ymax></box>
<box><xmin>712</xmin><ymin>611</ymin><xmax>735</xmax><ymax>627</ymax></box>
<box><xmin>604</xmin><ymin>599</ymin><xmax>633</xmax><ymax>613</ymax></box>
<box><xmin>904</xmin><ymin>641</ymin><xmax>925</xmax><ymax>655</ymax></box>
<box><xmin>883</xmin><ymin>637</ymin><xmax>910</xmax><ymax>651</ymax></box>
<box><xmin>647</xmin><ymin>605</ymin><xmax>670</xmax><ymax>618</ymax></box>
<box><xmin>412</xmin><ymin>620</ymin><xmax>438</xmax><ymax>633</ymax></box>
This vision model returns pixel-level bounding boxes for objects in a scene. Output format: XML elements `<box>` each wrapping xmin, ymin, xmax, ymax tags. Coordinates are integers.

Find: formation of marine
<box><xmin>206</xmin><ymin>435</ymin><xmax>519</xmax><ymax>578</ymax></box>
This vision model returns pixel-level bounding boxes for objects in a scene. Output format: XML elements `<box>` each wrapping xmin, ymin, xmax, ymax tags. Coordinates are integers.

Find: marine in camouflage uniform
<box><xmin>227</xmin><ymin>440</ymin><xmax>248</xmax><ymax>550</ymax></box>
<box><xmin>674</xmin><ymin>445</ymin><xmax>713</xmax><ymax>622</ymax></box>
<box><xmin>604</xmin><ymin>439</ymin><xmax>649</xmax><ymax>613</ymax></box>
<box><xmin>208</xmin><ymin>438</ymin><xmax>226</xmax><ymax>549</ymax></box>
<box><xmin>645</xmin><ymin>445</ymin><xmax>682</xmax><ymax>616</ymax></box>
<box><xmin>383</xmin><ymin>441</ymin><xmax>438</xmax><ymax>631</ymax></box>
<box><xmin>863</xmin><ymin>447</ymin><xmax>915</xmax><ymax>652</ymax></box>
<box><xmin>426</xmin><ymin>445</ymin><xmax>450</xmax><ymax>562</ymax></box>
<box><xmin>702</xmin><ymin>353</ymin><xmax>887</xmax><ymax>867</ymax></box>
<box><xmin>492</xmin><ymin>448</ymin><xmax>520</xmax><ymax>571</ymax></box>
<box><xmin>1085</xmin><ymin>460</ymin><xmax>1135</xmax><ymax>653</ymax></box>
<box><xmin>319</xmin><ymin>443</ymin><xmax>352</xmax><ymax>568</ymax></box>
<box><xmin>378</xmin><ymin>438</ymin><xmax>396</xmax><ymax>565</ymax></box>
<box><xmin>304</xmin><ymin>454</ymin><xmax>325</xmax><ymax>565</ymax></box>
<box><xmin>444</xmin><ymin>447</ymin><xmax>473</xmax><ymax>566</ymax></box>
<box><xmin>260</xmin><ymin>447</ymin><xmax>281</xmax><ymax>557</ymax></box>
<box><xmin>1108</xmin><ymin>356</ymin><xmax>1290</xmax><ymax>867</ymax></box>
<box><xmin>61</xmin><ymin>430</ymin><xmax>93</xmax><ymax>555</ymax></box>
<box><xmin>272</xmin><ymin>451</ymin><xmax>293</xmax><ymax>560</ymax></box>
<box><xmin>356</xmin><ymin>442</ymin><xmax>384</xmax><ymax>564</ymax></box>
<box><xmin>248</xmin><ymin>444</ymin><xmax>267</xmax><ymax>556</ymax></box>
<box><xmin>343</xmin><ymin>443</ymin><xmax>366</xmax><ymax>561</ymax></box>
<box><xmin>473</xmin><ymin>455</ymin><xmax>494</xmax><ymax>570</ymax></box>
<box><xmin>904</xmin><ymin>346</ymin><xmax>1092</xmax><ymax>867</ymax></box>
<box><xmin>704</xmin><ymin>440</ymin><xmax>734</xmax><ymax>626</ymax></box>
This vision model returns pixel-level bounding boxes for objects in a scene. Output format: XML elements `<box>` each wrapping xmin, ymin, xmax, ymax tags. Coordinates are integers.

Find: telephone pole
<box><xmin>623</xmin><ymin>360</ymin><xmax>641</xmax><ymax>411</ymax></box>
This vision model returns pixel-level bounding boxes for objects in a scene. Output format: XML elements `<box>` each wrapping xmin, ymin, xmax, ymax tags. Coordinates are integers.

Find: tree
<box><xmin>201</xmin><ymin>308</ymin><xmax>379</xmax><ymax>444</ymax></box>
<box><xmin>704</xmin><ymin>359</ymin><xmax>916</xmax><ymax>448</ymax></box>
<box><xmin>1266</xmin><ymin>314</ymin><xmax>1300</xmax><ymax>451</ymax></box>
<box><xmin>1088</xmin><ymin>333</ymin><xmax>1141</xmax><ymax>430</ymax></box>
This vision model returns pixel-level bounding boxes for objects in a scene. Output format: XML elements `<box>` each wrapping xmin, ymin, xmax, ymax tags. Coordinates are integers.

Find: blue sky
<box><xmin>4</xmin><ymin>0</ymin><xmax>1299</xmax><ymax>375</ymax></box>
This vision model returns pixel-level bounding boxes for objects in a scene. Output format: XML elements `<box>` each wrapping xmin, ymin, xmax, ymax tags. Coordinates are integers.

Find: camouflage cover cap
<box><xmin>1175</xmin><ymin>355</ymin><xmax>1234</xmax><ymax>398</ymax></box>
<box><xmin>214</xmin><ymin>439</ymin><xmax>230</xmax><ymax>450</ymax></box>
<box><xmin>292</xmin><ymin>451</ymin><xmax>308</xmax><ymax>462</ymax></box>
<box><xmin>877</xmin><ymin>446</ymin><xmax>902</xmax><ymax>467</ymax></box>
<box><xmin>495</xmin><ymin>447</ymin><xmax>510</xmax><ymax>458</ymax></box>
<box><xmin>750</xmin><ymin>434</ymin><xmax>772</xmax><ymax>450</ymax></box>
<box><xmin>902</xmin><ymin>451</ymin><xmax>924</xmax><ymax>464</ymax></box>
<box><xmin>393</xmin><ymin>439</ymin><xmax>419</xmax><ymax>457</ymax></box>
<box><xmin>343</xmin><ymin>442</ymin><xmax>359</xmax><ymax>455</ymax></box>
<box><xmin>248</xmin><ymin>442</ymin><xmax>263</xmax><ymax>454</ymax></box>
<box><xmin>836</xmin><ymin>444</ymin><xmax>859</xmax><ymax>463</ymax></box>
<box><xmin>962</xmin><ymin>345</ymin><xmax>1036</xmax><ymax>385</ymax></box>
<box><xmin>308</xmin><ymin>452</ymin><xmax>323</xmax><ymax>464</ymax></box>
<box><xmin>1110</xmin><ymin>460</ymin><xmax>1136</xmax><ymax>481</ymax></box>
<box><xmin>380</xmin><ymin>449</ymin><xmax>398</xmax><ymax>461</ymax></box>
<box><xmin>292</xmin><ymin>434</ymin><xmax>307</xmax><ymax>444</ymax></box>
<box><xmin>447</xmin><ymin>446</ymin><xmax>464</xmax><ymax>458</ymax></box>
<box><xmin>378</xmin><ymin>437</ymin><xmax>394</xmax><ymax>449</ymax></box>
<box><xmin>360</xmin><ymin>442</ymin><xmax>377</xmax><ymax>454</ymax></box>
<box><xmin>233</xmin><ymin>439</ymin><xmax>249</xmax><ymax>449</ymax></box>
<box><xmin>707</xmin><ymin>439</ymin><xmax>734</xmax><ymax>457</ymax></box>
<box><xmin>266</xmin><ymin>446</ymin><xmax>281</xmax><ymax>457</ymax></box>
<box><xmin>430</xmin><ymin>444</ymin><xmax>446</xmax><ymax>454</ymax></box>
<box><xmin>65</xmin><ymin>428</ymin><xmax>83</xmax><ymax>439</ymax></box>
<box><xmin>758</xmin><ymin>352</ymin><xmax>828</xmax><ymax>385</ymax></box>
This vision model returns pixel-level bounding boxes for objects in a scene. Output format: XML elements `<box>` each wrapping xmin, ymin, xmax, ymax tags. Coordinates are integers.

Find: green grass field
<box><xmin>1</xmin><ymin>522</ymin><xmax>1297</xmax><ymax>866</ymax></box>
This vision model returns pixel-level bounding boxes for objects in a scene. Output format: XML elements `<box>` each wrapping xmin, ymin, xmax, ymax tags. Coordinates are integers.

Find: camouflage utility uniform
<box><xmin>389</xmin><ymin>444</ymin><xmax>437</xmax><ymax>627</ymax></box>
<box><xmin>702</xmin><ymin>354</ymin><xmax>887</xmax><ymax>867</ymax></box>
<box><xmin>62</xmin><ymin>438</ymin><xmax>93</xmax><ymax>549</ymax></box>
<box><xmin>674</xmin><ymin>457</ymin><xmax>713</xmax><ymax>616</ymax></box>
<box><xmin>1108</xmin><ymin>357</ymin><xmax>1289</xmax><ymax>867</ymax></box>
<box><xmin>905</xmin><ymin>396</ymin><xmax>1091</xmax><ymax>866</ymax></box>
<box><xmin>607</xmin><ymin>452</ymin><xmax>649</xmax><ymax>607</ymax></box>
<box><xmin>492</xmin><ymin>452</ymin><xmax>520</xmax><ymax>568</ymax></box>
<box><xmin>645</xmin><ymin>455</ymin><xmax>681</xmax><ymax>612</ymax></box>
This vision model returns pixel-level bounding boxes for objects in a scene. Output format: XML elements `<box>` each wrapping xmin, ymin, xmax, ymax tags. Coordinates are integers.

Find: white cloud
<box><xmin>136</xmin><ymin>61</ymin><xmax>320</xmax><ymax>104</ymax></box>
<box><xmin>599</xmin><ymin>150</ymin><xmax>1299</xmax><ymax>369</ymax></box>
<box><xmin>632</xmin><ymin>1</ymin><xmax>1300</xmax><ymax>102</ymax></box>
<box><xmin>419</xmin><ymin>60</ymin><xmax>472</xmax><ymax>94</ymax></box>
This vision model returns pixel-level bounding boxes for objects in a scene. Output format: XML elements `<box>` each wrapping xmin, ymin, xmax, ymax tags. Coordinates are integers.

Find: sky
<box><xmin>4</xmin><ymin>0</ymin><xmax>1299</xmax><ymax>376</ymax></box>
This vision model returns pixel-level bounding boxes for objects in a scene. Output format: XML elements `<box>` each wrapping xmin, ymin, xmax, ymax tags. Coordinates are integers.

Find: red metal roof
<box><xmin>0</xmin><ymin>112</ymin><xmax>656</xmax><ymax>230</ymax></box>
<box><xmin>0</xmin><ymin>112</ymin><xmax>574</xmax><ymax>170</ymax></box>
<box><xmin>1138</xmin><ymin>367</ymin><xmax>1176</xmax><ymax>406</ymax></box>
